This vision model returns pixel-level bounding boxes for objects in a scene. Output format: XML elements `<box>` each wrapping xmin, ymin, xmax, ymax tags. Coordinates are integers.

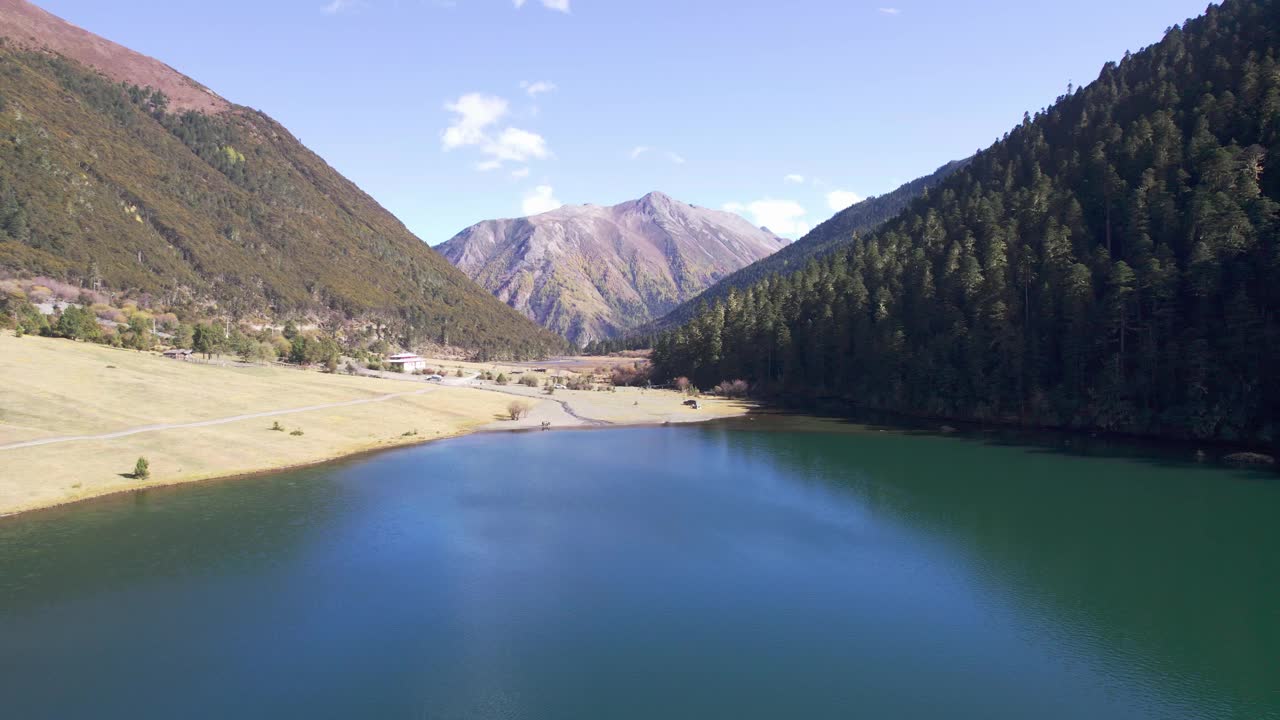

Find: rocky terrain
<box><xmin>439</xmin><ymin>192</ymin><xmax>787</xmax><ymax>345</ymax></box>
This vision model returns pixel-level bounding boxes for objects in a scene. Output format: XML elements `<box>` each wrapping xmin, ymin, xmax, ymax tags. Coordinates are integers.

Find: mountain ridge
<box><xmin>652</xmin><ymin>0</ymin><xmax>1280</xmax><ymax>446</ymax></box>
<box><xmin>438</xmin><ymin>191</ymin><xmax>787</xmax><ymax>345</ymax></box>
<box><xmin>629</xmin><ymin>159</ymin><xmax>969</xmax><ymax>338</ymax></box>
<box><xmin>0</xmin><ymin>0</ymin><xmax>566</xmax><ymax>358</ymax></box>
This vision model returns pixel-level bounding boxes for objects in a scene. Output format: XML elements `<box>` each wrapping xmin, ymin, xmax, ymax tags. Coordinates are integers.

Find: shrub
<box><xmin>132</xmin><ymin>457</ymin><xmax>150</xmax><ymax>480</ymax></box>
<box><xmin>495</xmin><ymin>373</ymin><xmax>508</xmax><ymax>385</ymax></box>
<box><xmin>455</xmin><ymin>368</ymin><xmax>464</xmax><ymax>377</ymax></box>
<box><xmin>507</xmin><ymin>400</ymin><xmax>532</xmax><ymax>420</ymax></box>
<box><xmin>713</xmin><ymin>379</ymin><xmax>750</xmax><ymax>398</ymax></box>
<box><xmin>520</xmin><ymin>375</ymin><xmax>540</xmax><ymax>387</ymax></box>
<box><xmin>271</xmin><ymin>421</ymin><xmax>285</xmax><ymax>431</ymax></box>
<box><xmin>290</xmin><ymin>429</ymin><xmax>305</xmax><ymax>436</ymax></box>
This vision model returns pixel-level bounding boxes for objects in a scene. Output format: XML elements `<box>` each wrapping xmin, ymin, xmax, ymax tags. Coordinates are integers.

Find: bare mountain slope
<box><xmin>438</xmin><ymin>192</ymin><xmax>788</xmax><ymax>345</ymax></box>
<box><xmin>0</xmin><ymin>0</ymin><xmax>226</xmax><ymax>113</ymax></box>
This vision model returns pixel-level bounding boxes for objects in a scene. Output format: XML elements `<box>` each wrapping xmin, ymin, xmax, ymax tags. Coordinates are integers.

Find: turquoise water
<box><xmin>1</xmin><ymin>419</ymin><xmax>1277</xmax><ymax>718</ymax></box>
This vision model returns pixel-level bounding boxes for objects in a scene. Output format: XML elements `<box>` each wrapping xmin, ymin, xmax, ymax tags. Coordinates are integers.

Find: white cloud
<box><xmin>723</xmin><ymin>199</ymin><xmax>811</xmax><ymax>238</ymax></box>
<box><xmin>442</xmin><ymin>93</ymin><xmax>549</xmax><ymax>169</ymax></box>
<box><xmin>321</xmin><ymin>0</ymin><xmax>361</xmax><ymax>14</ymax></box>
<box><xmin>442</xmin><ymin>93</ymin><xmax>508</xmax><ymax>150</ymax></box>
<box><xmin>488</xmin><ymin>127</ymin><xmax>549</xmax><ymax>162</ymax></box>
<box><xmin>514</xmin><ymin>0</ymin><xmax>571</xmax><ymax>12</ymax></box>
<box><xmin>826</xmin><ymin>190</ymin><xmax>863</xmax><ymax>210</ymax></box>
<box><xmin>520</xmin><ymin>80</ymin><xmax>557</xmax><ymax>97</ymax></box>
<box><xmin>511</xmin><ymin>167</ymin><xmax>531</xmax><ymax>179</ymax></box>
<box><xmin>878</xmin><ymin>7</ymin><xmax>901</xmax><ymax>15</ymax></box>
<box><xmin>631</xmin><ymin>146</ymin><xmax>685</xmax><ymax>164</ymax></box>
<box><xmin>522</xmin><ymin>185</ymin><xmax>562</xmax><ymax>215</ymax></box>
<box><xmin>784</xmin><ymin>174</ymin><xmax>805</xmax><ymax>184</ymax></box>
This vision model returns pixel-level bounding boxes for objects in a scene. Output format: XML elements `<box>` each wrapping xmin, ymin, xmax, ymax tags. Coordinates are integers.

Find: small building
<box><xmin>387</xmin><ymin>353</ymin><xmax>427</xmax><ymax>373</ymax></box>
<box><xmin>163</xmin><ymin>348</ymin><xmax>194</xmax><ymax>361</ymax></box>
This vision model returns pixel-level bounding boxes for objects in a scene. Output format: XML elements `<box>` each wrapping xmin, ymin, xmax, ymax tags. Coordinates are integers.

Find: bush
<box><xmin>520</xmin><ymin>375</ymin><xmax>540</xmax><ymax>387</ymax></box>
<box><xmin>271</xmin><ymin>421</ymin><xmax>285</xmax><ymax>431</ymax></box>
<box><xmin>132</xmin><ymin>457</ymin><xmax>150</xmax><ymax>480</ymax></box>
<box><xmin>495</xmin><ymin>373</ymin><xmax>508</xmax><ymax>385</ymax></box>
<box><xmin>507</xmin><ymin>400</ymin><xmax>532</xmax><ymax>420</ymax></box>
<box><xmin>290</xmin><ymin>429</ymin><xmax>305</xmax><ymax>436</ymax></box>
<box><xmin>713</xmin><ymin>379</ymin><xmax>750</xmax><ymax>398</ymax></box>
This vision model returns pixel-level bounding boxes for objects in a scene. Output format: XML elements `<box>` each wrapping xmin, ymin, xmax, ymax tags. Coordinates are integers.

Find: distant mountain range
<box><xmin>438</xmin><ymin>192</ymin><xmax>788</xmax><ymax>345</ymax></box>
<box><xmin>0</xmin><ymin>0</ymin><xmax>564</xmax><ymax>358</ymax></box>
<box><xmin>637</xmin><ymin>159</ymin><xmax>968</xmax><ymax>335</ymax></box>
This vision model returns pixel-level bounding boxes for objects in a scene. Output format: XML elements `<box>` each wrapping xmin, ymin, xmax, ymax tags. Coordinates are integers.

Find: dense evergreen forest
<box><xmin>641</xmin><ymin>159</ymin><xmax>969</xmax><ymax>335</ymax></box>
<box><xmin>654</xmin><ymin>0</ymin><xmax>1280</xmax><ymax>447</ymax></box>
<box><xmin>585</xmin><ymin>161</ymin><xmax>968</xmax><ymax>355</ymax></box>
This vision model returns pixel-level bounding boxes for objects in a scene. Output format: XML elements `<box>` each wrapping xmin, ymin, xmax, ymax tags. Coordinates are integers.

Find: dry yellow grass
<box><xmin>0</xmin><ymin>334</ymin><xmax>520</xmax><ymax>515</ymax></box>
<box><xmin>0</xmin><ymin>334</ymin><xmax>749</xmax><ymax>517</ymax></box>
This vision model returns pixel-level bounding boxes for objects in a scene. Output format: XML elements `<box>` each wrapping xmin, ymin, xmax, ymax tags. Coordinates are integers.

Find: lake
<box><xmin>1</xmin><ymin>417</ymin><xmax>1277</xmax><ymax>719</ymax></box>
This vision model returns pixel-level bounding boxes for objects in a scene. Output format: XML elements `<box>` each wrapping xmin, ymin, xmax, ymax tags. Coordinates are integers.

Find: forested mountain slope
<box><xmin>654</xmin><ymin>0</ymin><xmax>1280</xmax><ymax>446</ymax></box>
<box><xmin>0</xmin><ymin>0</ymin><xmax>565</xmax><ymax>358</ymax></box>
<box><xmin>439</xmin><ymin>192</ymin><xmax>786</xmax><ymax>346</ymax></box>
<box><xmin>641</xmin><ymin>159</ymin><xmax>967</xmax><ymax>334</ymax></box>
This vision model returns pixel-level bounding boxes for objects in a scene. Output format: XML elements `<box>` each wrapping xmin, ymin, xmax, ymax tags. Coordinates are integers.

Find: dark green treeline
<box><xmin>654</xmin><ymin>0</ymin><xmax>1280</xmax><ymax>446</ymax></box>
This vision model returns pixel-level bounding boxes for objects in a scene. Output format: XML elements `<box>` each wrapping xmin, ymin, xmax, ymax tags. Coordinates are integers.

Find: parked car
<box><xmin>425</xmin><ymin>374</ymin><xmax>444</xmax><ymax>382</ymax></box>
<box><xmin>683</xmin><ymin>399</ymin><xmax>700</xmax><ymax>409</ymax></box>
<box><xmin>553</xmin><ymin>383</ymin><xmax>567</xmax><ymax>390</ymax></box>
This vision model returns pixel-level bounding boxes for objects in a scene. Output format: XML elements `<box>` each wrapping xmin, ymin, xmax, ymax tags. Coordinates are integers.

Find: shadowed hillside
<box><xmin>653</xmin><ymin>0</ymin><xmax>1280</xmax><ymax>446</ymax></box>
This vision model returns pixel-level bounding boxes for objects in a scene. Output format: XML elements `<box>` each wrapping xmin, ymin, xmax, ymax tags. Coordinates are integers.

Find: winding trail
<box><xmin>0</xmin><ymin>388</ymin><xmax>438</xmax><ymax>452</ymax></box>
<box><xmin>468</xmin><ymin>384</ymin><xmax>611</xmax><ymax>427</ymax></box>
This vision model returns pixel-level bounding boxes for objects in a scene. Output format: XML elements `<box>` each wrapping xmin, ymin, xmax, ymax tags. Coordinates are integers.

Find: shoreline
<box><xmin>0</xmin><ymin>334</ymin><xmax>750</xmax><ymax>521</ymax></box>
<box><xmin>0</xmin><ymin>409</ymin><xmax>741</xmax><ymax>522</ymax></box>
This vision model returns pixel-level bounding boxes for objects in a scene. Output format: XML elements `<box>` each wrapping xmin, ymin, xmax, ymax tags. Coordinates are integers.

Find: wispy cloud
<box><xmin>442</xmin><ymin>93</ymin><xmax>550</xmax><ymax>169</ymax></box>
<box><xmin>321</xmin><ymin>0</ymin><xmax>362</xmax><ymax>14</ymax></box>
<box><xmin>784</xmin><ymin>174</ymin><xmax>805</xmax><ymax>184</ymax></box>
<box><xmin>723</xmin><ymin>199</ymin><xmax>810</xmax><ymax>238</ymax></box>
<box><xmin>826</xmin><ymin>190</ymin><xmax>864</xmax><ymax>210</ymax></box>
<box><xmin>522</xmin><ymin>185</ymin><xmax>562</xmax><ymax>215</ymax></box>
<box><xmin>878</xmin><ymin>7</ymin><xmax>901</xmax><ymax>15</ymax></box>
<box><xmin>631</xmin><ymin>146</ymin><xmax>686</xmax><ymax>165</ymax></box>
<box><xmin>514</xmin><ymin>0</ymin><xmax>571</xmax><ymax>12</ymax></box>
<box><xmin>520</xmin><ymin>80</ymin><xmax>558</xmax><ymax>97</ymax></box>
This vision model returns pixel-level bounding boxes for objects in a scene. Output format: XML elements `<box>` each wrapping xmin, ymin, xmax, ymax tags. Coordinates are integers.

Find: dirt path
<box><xmin>0</xmin><ymin>388</ymin><xmax>439</xmax><ymax>451</ymax></box>
<box><xmin>466</xmin><ymin>384</ymin><xmax>611</xmax><ymax>427</ymax></box>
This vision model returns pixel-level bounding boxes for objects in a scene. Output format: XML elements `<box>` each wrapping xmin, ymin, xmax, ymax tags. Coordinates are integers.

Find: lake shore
<box><xmin>0</xmin><ymin>334</ymin><xmax>748</xmax><ymax>518</ymax></box>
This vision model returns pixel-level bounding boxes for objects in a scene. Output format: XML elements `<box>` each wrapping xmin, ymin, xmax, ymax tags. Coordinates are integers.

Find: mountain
<box><xmin>0</xmin><ymin>0</ymin><xmax>565</xmax><ymax>358</ymax></box>
<box><xmin>652</xmin><ymin>0</ymin><xmax>1280</xmax><ymax>447</ymax></box>
<box><xmin>634</xmin><ymin>159</ymin><xmax>968</xmax><ymax>337</ymax></box>
<box><xmin>437</xmin><ymin>191</ymin><xmax>788</xmax><ymax>345</ymax></box>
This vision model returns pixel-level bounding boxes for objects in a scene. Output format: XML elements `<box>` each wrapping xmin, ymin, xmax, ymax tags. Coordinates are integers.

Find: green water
<box><xmin>1</xmin><ymin>418</ymin><xmax>1277</xmax><ymax>719</ymax></box>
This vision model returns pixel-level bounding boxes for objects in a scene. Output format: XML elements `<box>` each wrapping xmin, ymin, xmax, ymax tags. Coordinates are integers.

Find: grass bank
<box><xmin>0</xmin><ymin>334</ymin><xmax>747</xmax><ymax>516</ymax></box>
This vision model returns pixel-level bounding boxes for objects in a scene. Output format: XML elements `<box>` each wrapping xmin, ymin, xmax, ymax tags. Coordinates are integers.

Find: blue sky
<box><xmin>40</xmin><ymin>0</ymin><xmax>1210</xmax><ymax>243</ymax></box>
